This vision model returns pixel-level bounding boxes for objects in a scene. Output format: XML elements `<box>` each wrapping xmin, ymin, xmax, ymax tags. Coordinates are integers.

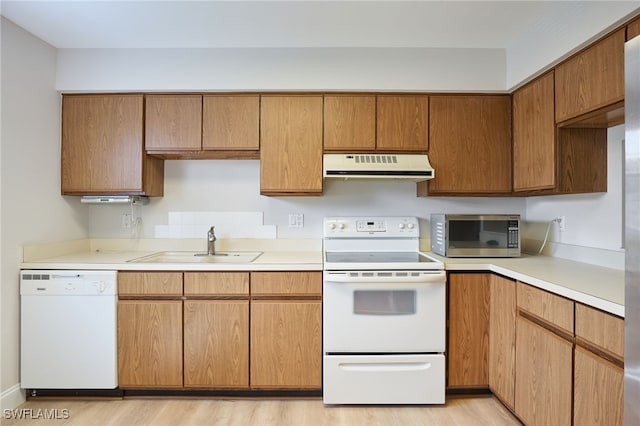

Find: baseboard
<box><xmin>1</xmin><ymin>383</ymin><xmax>26</xmax><ymax>410</ymax></box>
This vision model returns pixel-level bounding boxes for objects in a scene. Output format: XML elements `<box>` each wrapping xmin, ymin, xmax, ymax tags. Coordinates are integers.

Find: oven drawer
<box><xmin>323</xmin><ymin>354</ymin><xmax>445</xmax><ymax>404</ymax></box>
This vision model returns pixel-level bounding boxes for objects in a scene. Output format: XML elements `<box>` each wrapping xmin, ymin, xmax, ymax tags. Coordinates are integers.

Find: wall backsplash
<box><xmin>88</xmin><ymin>159</ymin><xmax>527</xmax><ymax>240</ymax></box>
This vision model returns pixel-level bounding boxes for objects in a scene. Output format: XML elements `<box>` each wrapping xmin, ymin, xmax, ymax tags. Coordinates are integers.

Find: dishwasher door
<box><xmin>20</xmin><ymin>270</ymin><xmax>118</xmax><ymax>389</ymax></box>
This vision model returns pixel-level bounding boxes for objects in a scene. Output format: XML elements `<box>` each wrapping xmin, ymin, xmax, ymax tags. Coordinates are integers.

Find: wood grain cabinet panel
<box><xmin>324</xmin><ymin>95</ymin><xmax>376</xmax><ymax>151</ymax></box>
<box><xmin>515</xmin><ymin>316</ymin><xmax>573</xmax><ymax>426</ymax></box>
<box><xmin>117</xmin><ymin>300</ymin><xmax>183</xmax><ymax>388</ymax></box>
<box><xmin>489</xmin><ymin>275</ymin><xmax>516</xmax><ymax>409</ymax></box>
<box><xmin>574</xmin><ymin>346</ymin><xmax>624</xmax><ymax>426</ymax></box>
<box><xmin>555</xmin><ymin>29</ymin><xmax>625</xmax><ymax>123</ymax></box>
<box><xmin>145</xmin><ymin>95</ymin><xmax>203</xmax><ymax>151</ymax></box>
<box><xmin>251</xmin><ymin>272</ymin><xmax>322</xmax><ymax>296</ymax></box>
<box><xmin>447</xmin><ymin>273</ymin><xmax>490</xmax><ymax>388</ymax></box>
<box><xmin>250</xmin><ymin>300</ymin><xmax>322</xmax><ymax>389</ymax></box>
<box><xmin>376</xmin><ymin>95</ymin><xmax>428</xmax><ymax>151</ymax></box>
<box><xmin>184</xmin><ymin>300</ymin><xmax>249</xmax><ymax>388</ymax></box>
<box><xmin>203</xmin><ymin>95</ymin><xmax>260</xmax><ymax>151</ymax></box>
<box><xmin>629</xmin><ymin>17</ymin><xmax>640</xmax><ymax>40</ymax></box>
<box><xmin>260</xmin><ymin>95</ymin><xmax>323</xmax><ymax>195</ymax></box>
<box><xmin>118</xmin><ymin>272</ymin><xmax>183</xmax><ymax>296</ymax></box>
<box><xmin>575</xmin><ymin>303</ymin><xmax>624</xmax><ymax>359</ymax></box>
<box><xmin>61</xmin><ymin>94</ymin><xmax>163</xmax><ymax>196</ymax></box>
<box><xmin>421</xmin><ymin>95</ymin><xmax>511</xmax><ymax>196</ymax></box>
<box><xmin>516</xmin><ymin>281</ymin><xmax>574</xmax><ymax>333</ymax></box>
<box><xmin>512</xmin><ymin>72</ymin><xmax>556</xmax><ymax>192</ymax></box>
<box><xmin>184</xmin><ymin>272</ymin><xmax>249</xmax><ymax>296</ymax></box>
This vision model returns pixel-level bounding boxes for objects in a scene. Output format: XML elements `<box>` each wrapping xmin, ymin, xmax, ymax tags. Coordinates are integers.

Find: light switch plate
<box><xmin>288</xmin><ymin>213</ymin><xmax>304</xmax><ymax>228</ymax></box>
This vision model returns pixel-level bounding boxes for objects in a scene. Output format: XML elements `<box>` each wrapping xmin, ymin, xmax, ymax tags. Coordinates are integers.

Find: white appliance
<box><xmin>20</xmin><ymin>270</ymin><xmax>118</xmax><ymax>390</ymax></box>
<box><xmin>323</xmin><ymin>154</ymin><xmax>435</xmax><ymax>181</ymax></box>
<box><xmin>322</xmin><ymin>217</ymin><xmax>446</xmax><ymax>405</ymax></box>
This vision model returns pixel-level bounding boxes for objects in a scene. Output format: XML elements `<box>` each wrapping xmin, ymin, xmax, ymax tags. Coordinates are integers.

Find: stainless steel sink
<box><xmin>128</xmin><ymin>251</ymin><xmax>262</xmax><ymax>264</ymax></box>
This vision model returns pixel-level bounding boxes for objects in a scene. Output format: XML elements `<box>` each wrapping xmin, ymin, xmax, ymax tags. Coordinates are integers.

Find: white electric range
<box><xmin>322</xmin><ymin>216</ymin><xmax>446</xmax><ymax>405</ymax></box>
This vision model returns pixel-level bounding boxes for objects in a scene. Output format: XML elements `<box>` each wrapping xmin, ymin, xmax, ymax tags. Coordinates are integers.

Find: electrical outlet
<box><xmin>557</xmin><ymin>216</ymin><xmax>566</xmax><ymax>231</ymax></box>
<box><xmin>122</xmin><ymin>213</ymin><xmax>132</xmax><ymax>229</ymax></box>
<box><xmin>288</xmin><ymin>213</ymin><xmax>304</xmax><ymax>228</ymax></box>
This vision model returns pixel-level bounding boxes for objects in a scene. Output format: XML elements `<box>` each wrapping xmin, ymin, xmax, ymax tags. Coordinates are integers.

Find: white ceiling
<box><xmin>2</xmin><ymin>1</ymin><xmax>638</xmax><ymax>50</ymax></box>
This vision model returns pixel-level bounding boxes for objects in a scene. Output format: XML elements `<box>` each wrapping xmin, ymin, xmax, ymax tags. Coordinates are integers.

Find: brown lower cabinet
<box><xmin>448</xmin><ymin>273</ymin><xmax>624</xmax><ymax>426</ymax></box>
<box><xmin>514</xmin><ymin>315</ymin><xmax>573</xmax><ymax>426</ymax></box>
<box><xmin>117</xmin><ymin>271</ymin><xmax>321</xmax><ymax>390</ymax></box>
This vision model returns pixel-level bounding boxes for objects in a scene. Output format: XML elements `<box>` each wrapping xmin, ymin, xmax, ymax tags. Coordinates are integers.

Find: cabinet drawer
<box><xmin>184</xmin><ymin>272</ymin><xmax>249</xmax><ymax>296</ymax></box>
<box><xmin>251</xmin><ymin>272</ymin><xmax>322</xmax><ymax>296</ymax></box>
<box><xmin>575</xmin><ymin>303</ymin><xmax>624</xmax><ymax>359</ymax></box>
<box><xmin>118</xmin><ymin>272</ymin><xmax>183</xmax><ymax>296</ymax></box>
<box><xmin>516</xmin><ymin>282</ymin><xmax>573</xmax><ymax>333</ymax></box>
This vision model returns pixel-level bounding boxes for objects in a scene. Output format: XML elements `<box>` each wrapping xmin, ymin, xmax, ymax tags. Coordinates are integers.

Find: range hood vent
<box><xmin>323</xmin><ymin>154</ymin><xmax>434</xmax><ymax>182</ymax></box>
<box><xmin>80</xmin><ymin>196</ymin><xmax>149</xmax><ymax>205</ymax></box>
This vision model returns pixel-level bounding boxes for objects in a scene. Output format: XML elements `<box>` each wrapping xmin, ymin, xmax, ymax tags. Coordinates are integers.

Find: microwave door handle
<box><xmin>324</xmin><ymin>272</ymin><xmax>445</xmax><ymax>284</ymax></box>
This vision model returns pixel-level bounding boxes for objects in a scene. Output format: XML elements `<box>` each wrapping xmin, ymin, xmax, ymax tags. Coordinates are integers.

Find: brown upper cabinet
<box><xmin>145</xmin><ymin>94</ymin><xmax>259</xmax><ymax>156</ymax></box>
<box><xmin>628</xmin><ymin>16</ymin><xmax>640</xmax><ymax>41</ymax></box>
<box><xmin>555</xmin><ymin>29</ymin><xmax>625</xmax><ymax>125</ymax></box>
<box><xmin>512</xmin><ymin>72</ymin><xmax>556</xmax><ymax>193</ymax></box>
<box><xmin>203</xmin><ymin>95</ymin><xmax>260</xmax><ymax>151</ymax></box>
<box><xmin>323</xmin><ymin>95</ymin><xmax>376</xmax><ymax>151</ymax></box>
<box><xmin>260</xmin><ymin>95</ymin><xmax>323</xmax><ymax>196</ymax></box>
<box><xmin>376</xmin><ymin>95</ymin><xmax>429</xmax><ymax>151</ymax></box>
<box><xmin>145</xmin><ymin>94</ymin><xmax>203</xmax><ymax>151</ymax></box>
<box><xmin>61</xmin><ymin>94</ymin><xmax>164</xmax><ymax>196</ymax></box>
<box><xmin>419</xmin><ymin>95</ymin><xmax>511</xmax><ymax>196</ymax></box>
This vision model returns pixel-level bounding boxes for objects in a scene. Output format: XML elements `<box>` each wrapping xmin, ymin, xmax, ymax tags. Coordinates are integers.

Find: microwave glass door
<box><xmin>449</xmin><ymin>219</ymin><xmax>515</xmax><ymax>249</ymax></box>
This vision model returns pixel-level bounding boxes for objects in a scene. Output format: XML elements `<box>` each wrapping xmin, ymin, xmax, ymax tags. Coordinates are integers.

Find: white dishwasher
<box><xmin>20</xmin><ymin>270</ymin><xmax>118</xmax><ymax>389</ymax></box>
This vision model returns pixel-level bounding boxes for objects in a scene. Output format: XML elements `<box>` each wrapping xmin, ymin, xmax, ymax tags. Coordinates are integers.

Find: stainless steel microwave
<box><xmin>430</xmin><ymin>214</ymin><xmax>521</xmax><ymax>257</ymax></box>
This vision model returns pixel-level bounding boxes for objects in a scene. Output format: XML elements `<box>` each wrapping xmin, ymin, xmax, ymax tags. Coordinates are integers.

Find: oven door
<box><xmin>323</xmin><ymin>270</ymin><xmax>445</xmax><ymax>353</ymax></box>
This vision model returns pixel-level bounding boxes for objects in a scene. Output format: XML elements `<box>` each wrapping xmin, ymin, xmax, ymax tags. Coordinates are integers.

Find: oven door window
<box><xmin>353</xmin><ymin>290</ymin><xmax>416</xmax><ymax>315</ymax></box>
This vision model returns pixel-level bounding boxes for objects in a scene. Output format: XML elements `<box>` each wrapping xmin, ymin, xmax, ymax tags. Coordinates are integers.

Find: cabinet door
<box><xmin>203</xmin><ymin>95</ymin><xmax>259</xmax><ymax>151</ymax></box>
<box><xmin>260</xmin><ymin>96</ymin><xmax>323</xmax><ymax>195</ymax></box>
<box><xmin>629</xmin><ymin>17</ymin><xmax>640</xmax><ymax>41</ymax></box>
<box><xmin>145</xmin><ymin>94</ymin><xmax>202</xmax><ymax>151</ymax></box>
<box><xmin>515</xmin><ymin>316</ymin><xmax>572</xmax><ymax>426</ymax></box>
<box><xmin>117</xmin><ymin>300</ymin><xmax>183</xmax><ymax>388</ymax></box>
<box><xmin>555</xmin><ymin>29</ymin><xmax>625</xmax><ymax>123</ymax></box>
<box><xmin>447</xmin><ymin>273</ymin><xmax>490</xmax><ymax>388</ymax></box>
<box><xmin>512</xmin><ymin>72</ymin><xmax>556</xmax><ymax>192</ymax></box>
<box><xmin>250</xmin><ymin>300</ymin><xmax>322</xmax><ymax>389</ymax></box>
<box><xmin>574</xmin><ymin>346</ymin><xmax>624</xmax><ymax>426</ymax></box>
<box><xmin>376</xmin><ymin>95</ymin><xmax>428</xmax><ymax>151</ymax></box>
<box><xmin>184</xmin><ymin>300</ymin><xmax>249</xmax><ymax>388</ymax></box>
<box><xmin>62</xmin><ymin>94</ymin><xmax>163</xmax><ymax>195</ymax></box>
<box><xmin>489</xmin><ymin>275</ymin><xmax>516</xmax><ymax>409</ymax></box>
<box><xmin>323</xmin><ymin>95</ymin><xmax>376</xmax><ymax>151</ymax></box>
<box><xmin>424</xmin><ymin>95</ymin><xmax>511</xmax><ymax>195</ymax></box>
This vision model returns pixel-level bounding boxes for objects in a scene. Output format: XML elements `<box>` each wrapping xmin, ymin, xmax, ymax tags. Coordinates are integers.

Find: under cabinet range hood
<box><xmin>80</xmin><ymin>196</ymin><xmax>149</xmax><ymax>205</ymax></box>
<box><xmin>323</xmin><ymin>154</ymin><xmax>435</xmax><ymax>182</ymax></box>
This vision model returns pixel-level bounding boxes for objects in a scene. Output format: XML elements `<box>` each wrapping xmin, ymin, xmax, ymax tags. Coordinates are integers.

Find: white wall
<box><xmin>506</xmin><ymin>2</ymin><xmax>639</xmax><ymax>88</ymax></box>
<box><xmin>0</xmin><ymin>18</ymin><xmax>88</xmax><ymax>410</ymax></box>
<box><xmin>89</xmin><ymin>160</ymin><xmax>526</xmax><ymax>240</ymax></box>
<box><xmin>56</xmin><ymin>47</ymin><xmax>507</xmax><ymax>92</ymax></box>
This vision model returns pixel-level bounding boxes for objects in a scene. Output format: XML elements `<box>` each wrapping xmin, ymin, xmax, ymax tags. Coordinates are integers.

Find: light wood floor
<box><xmin>4</xmin><ymin>395</ymin><xmax>521</xmax><ymax>426</ymax></box>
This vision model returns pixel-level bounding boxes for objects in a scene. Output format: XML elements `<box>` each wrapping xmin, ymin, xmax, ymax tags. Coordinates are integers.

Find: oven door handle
<box><xmin>324</xmin><ymin>271</ymin><xmax>445</xmax><ymax>284</ymax></box>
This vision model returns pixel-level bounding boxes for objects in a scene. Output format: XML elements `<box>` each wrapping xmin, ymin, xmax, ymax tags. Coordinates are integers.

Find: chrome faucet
<box><xmin>207</xmin><ymin>226</ymin><xmax>217</xmax><ymax>255</ymax></box>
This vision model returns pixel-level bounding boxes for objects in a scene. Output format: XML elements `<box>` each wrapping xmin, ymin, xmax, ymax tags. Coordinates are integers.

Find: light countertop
<box><xmin>20</xmin><ymin>239</ymin><xmax>624</xmax><ymax>317</ymax></box>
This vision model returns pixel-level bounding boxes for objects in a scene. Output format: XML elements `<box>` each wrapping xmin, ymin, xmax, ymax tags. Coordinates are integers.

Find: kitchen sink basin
<box><xmin>128</xmin><ymin>251</ymin><xmax>263</xmax><ymax>264</ymax></box>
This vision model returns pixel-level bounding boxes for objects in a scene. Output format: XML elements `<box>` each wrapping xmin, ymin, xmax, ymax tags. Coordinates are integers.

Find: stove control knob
<box><xmin>407</xmin><ymin>223</ymin><xmax>415</xmax><ymax>229</ymax></box>
<box><xmin>328</xmin><ymin>223</ymin><xmax>336</xmax><ymax>230</ymax></box>
<box><xmin>398</xmin><ymin>223</ymin><xmax>405</xmax><ymax>229</ymax></box>
<box><xmin>338</xmin><ymin>223</ymin><xmax>345</xmax><ymax>230</ymax></box>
